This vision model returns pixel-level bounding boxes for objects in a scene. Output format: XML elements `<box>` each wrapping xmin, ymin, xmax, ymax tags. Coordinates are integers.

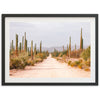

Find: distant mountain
<box><xmin>36</xmin><ymin>45</ymin><xmax>89</xmax><ymax>53</ymax></box>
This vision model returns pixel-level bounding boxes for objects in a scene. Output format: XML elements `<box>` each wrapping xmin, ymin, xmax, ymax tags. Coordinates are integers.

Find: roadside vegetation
<box><xmin>51</xmin><ymin>28</ymin><xmax>90</xmax><ymax>71</ymax></box>
<box><xmin>10</xmin><ymin>33</ymin><xmax>49</xmax><ymax>69</ymax></box>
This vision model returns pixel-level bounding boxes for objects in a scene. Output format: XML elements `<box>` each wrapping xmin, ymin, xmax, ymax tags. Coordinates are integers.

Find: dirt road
<box><xmin>10</xmin><ymin>54</ymin><xmax>90</xmax><ymax>78</ymax></box>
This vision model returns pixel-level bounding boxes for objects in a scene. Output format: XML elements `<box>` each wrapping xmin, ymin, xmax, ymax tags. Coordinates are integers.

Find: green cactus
<box><xmin>82</xmin><ymin>38</ymin><xmax>83</xmax><ymax>49</ymax></box>
<box><xmin>23</xmin><ymin>32</ymin><xmax>27</xmax><ymax>52</ymax></box>
<box><xmin>25</xmin><ymin>40</ymin><xmax>27</xmax><ymax>52</ymax></box>
<box><xmin>34</xmin><ymin>43</ymin><xmax>36</xmax><ymax>62</ymax></box>
<box><xmin>40</xmin><ymin>41</ymin><xmax>42</xmax><ymax>53</ymax></box>
<box><xmin>24</xmin><ymin>32</ymin><xmax>26</xmax><ymax>52</ymax></box>
<box><xmin>31</xmin><ymin>40</ymin><xmax>33</xmax><ymax>60</ymax></box>
<box><xmin>70</xmin><ymin>37</ymin><xmax>71</xmax><ymax>51</ymax></box>
<box><xmin>19</xmin><ymin>42</ymin><xmax>21</xmax><ymax>52</ymax></box>
<box><xmin>75</xmin><ymin>44</ymin><xmax>77</xmax><ymax>57</ymax></box>
<box><xmin>67</xmin><ymin>44</ymin><xmax>69</xmax><ymax>56</ymax></box>
<box><xmin>69</xmin><ymin>36</ymin><xmax>71</xmax><ymax>58</ymax></box>
<box><xmin>22</xmin><ymin>36</ymin><xmax>24</xmax><ymax>51</ymax></box>
<box><xmin>11</xmin><ymin>40</ymin><xmax>14</xmax><ymax>51</ymax></box>
<box><xmin>80</xmin><ymin>28</ymin><xmax>83</xmax><ymax>50</ymax></box>
<box><xmin>27</xmin><ymin>47</ymin><xmax>29</xmax><ymax>56</ymax></box>
<box><xmin>15</xmin><ymin>34</ymin><xmax>18</xmax><ymax>56</ymax></box>
<box><xmin>29</xmin><ymin>47</ymin><xmax>30</xmax><ymax>56</ymax></box>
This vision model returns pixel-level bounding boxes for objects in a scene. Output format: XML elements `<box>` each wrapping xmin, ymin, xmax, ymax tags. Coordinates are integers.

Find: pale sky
<box><xmin>10</xmin><ymin>21</ymin><xmax>90</xmax><ymax>49</ymax></box>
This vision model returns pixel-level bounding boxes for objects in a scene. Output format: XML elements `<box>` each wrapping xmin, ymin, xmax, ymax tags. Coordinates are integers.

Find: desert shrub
<box><xmin>70</xmin><ymin>62</ymin><xmax>74</xmax><ymax>67</ymax></box>
<box><xmin>45</xmin><ymin>51</ymin><xmax>49</xmax><ymax>57</ymax></box>
<box><xmin>27</xmin><ymin>60</ymin><xmax>34</xmax><ymax>66</ymax></box>
<box><xmin>80</xmin><ymin>46</ymin><xmax>90</xmax><ymax>61</ymax></box>
<box><xmin>62</xmin><ymin>50</ymin><xmax>67</xmax><ymax>55</ymax></box>
<box><xmin>10</xmin><ymin>55</ymin><xmax>30</xmax><ymax>69</ymax></box>
<box><xmin>36</xmin><ymin>58</ymin><xmax>43</xmax><ymax>63</ymax></box>
<box><xmin>10</xmin><ymin>58</ymin><xmax>26</xmax><ymax>69</ymax></box>
<box><xmin>58</xmin><ymin>53</ymin><xmax>63</xmax><ymax>57</ymax></box>
<box><xmin>10</xmin><ymin>51</ymin><xmax>14</xmax><ymax>56</ymax></box>
<box><xmin>84</xmin><ymin>68</ymin><xmax>90</xmax><ymax>71</ymax></box>
<box><xmin>52</xmin><ymin>49</ymin><xmax>67</xmax><ymax>57</ymax></box>
<box><xmin>79</xmin><ymin>59</ymin><xmax>83</xmax><ymax>63</ymax></box>
<box><xmin>42</xmin><ymin>52</ymin><xmax>47</xmax><ymax>59</ymax></box>
<box><xmin>57</xmin><ymin>50</ymin><xmax>67</xmax><ymax>57</ymax></box>
<box><xmin>68</xmin><ymin>61</ymin><xmax>72</xmax><ymax>65</ymax></box>
<box><xmin>56</xmin><ymin>57</ymin><xmax>60</xmax><ymax>61</ymax></box>
<box><xmin>74</xmin><ymin>61</ymin><xmax>80</xmax><ymax>66</ymax></box>
<box><xmin>36</xmin><ymin>53</ymin><xmax>45</xmax><ymax>59</ymax></box>
<box><xmin>62</xmin><ymin>55</ymin><xmax>66</xmax><ymax>59</ymax></box>
<box><xmin>78</xmin><ymin>63</ymin><xmax>83</xmax><ymax>69</ymax></box>
<box><xmin>70</xmin><ymin>61</ymin><xmax>80</xmax><ymax>67</ymax></box>
<box><xmin>28</xmin><ymin>52</ymin><xmax>31</xmax><ymax>56</ymax></box>
<box><xmin>85</xmin><ymin>58</ymin><xmax>90</xmax><ymax>66</ymax></box>
<box><xmin>51</xmin><ymin>49</ymin><xmax>60</xmax><ymax>57</ymax></box>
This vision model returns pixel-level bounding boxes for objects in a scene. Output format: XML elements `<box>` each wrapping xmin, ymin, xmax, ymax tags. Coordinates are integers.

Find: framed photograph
<box><xmin>2</xmin><ymin>14</ymin><xmax>98</xmax><ymax>86</ymax></box>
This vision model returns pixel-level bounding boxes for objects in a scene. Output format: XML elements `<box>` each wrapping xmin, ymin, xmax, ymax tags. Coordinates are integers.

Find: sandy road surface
<box><xmin>10</xmin><ymin>54</ymin><xmax>90</xmax><ymax>78</ymax></box>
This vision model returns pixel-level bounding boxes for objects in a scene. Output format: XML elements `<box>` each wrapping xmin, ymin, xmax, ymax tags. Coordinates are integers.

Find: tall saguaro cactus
<box><xmin>25</xmin><ymin>40</ymin><xmax>27</xmax><ymax>52</ymax></box>
<box><xmin>75</xmin><ymin>44</ymin><xmax>77</xmax><ymax>57</ymax></box>
<box><xmin>82</xmin><ymin>38</ymin><xmax>83</xmax><ymax>49</ymax></box>
<box><xmin>69</xmin><ymin>36</ymin><xmax>71</xmax><ymax>58</ymax></box>
<box><xmin>67</xmin><ymin>44</ymin><xmax>69</xmax><ymax>56</ymax></box>
<box><xmin>22</xmin><ymin>36</ymin><xmax>24</xmax><ymax>51</ymax></box>
<box><xmin>27</xmin><ymin>47</ymin><xmax>29</xmax><ymax>56</ymax></box>
<box><xmin>40</xmin><ymin>41</ymin><xmax>42</xmax><ymax>53</ymax></box>
<box><xmin>31</xmin><ymin>40</ymin><xmax>33</xmax><ymax>60</ymax></box>
<box><xmin>11</xmin><ymin>40</ymin><xmax>14</xmax><ymax>51</ymax></box>
<box><xmin>34</xmin><ymin>43</ymin><xmax>36</xmax><ymax>62</ymax></box>
<box><xmin>80</xmin><ymin>28</ymin><xmax>83</xmax><ymax>50</ymax></box>
<box><xmin>24</xmin><ymin>32</ymin><xmax>26</xmax><ymax>52</ymax></box>
<box><xmin>19</xmin><ymin>42</ymin><xmax>21</xmax><ymax>52</ymax></box>
<box><xmin>15</xmin><ymin>34</ymin><xmax>18</xmax><ymax>56</ymax></box>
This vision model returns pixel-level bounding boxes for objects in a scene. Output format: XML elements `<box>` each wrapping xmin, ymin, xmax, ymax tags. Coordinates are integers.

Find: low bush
<box><xmin>68</xmin><ymin>61</ymin><xmax>72</xmax><ymax>65</ymax></box>
<box><xmin>58</xmin><ymin>53</ymin><xmax>63</xmax><ymax>57</ymax></box>
<box><xmin>85</xmin><ymin>58</ymin><xmax>90</xmax><ymax>66</ymax></box>
<box><xmin>84</xmin><ymin>68</ymin><xmax>90</xmax><ymax>71</ymax></box>
<box><xmin>35</xmin><ymin>58</ymin><xmax>43</xmax><ymax>63</ymax></box>
<box><xmin>70</xmin><ymin>62</ymin><xmax>74</xmax><ymax>67</ymax></box>
<box><xmin>10</xmin><ymin>55</ymin><xmax>30</xmax><ymax>69</ymax></box>
<box><xmin>80</xmin><ymin>46</ymin><xmax>90</xmax><ymax>61</ymax></box>
<box><xmin>51</xmin><ymin>49</ymin><xmax>60</xmax><ymax>57</ymax></box>
<box><xmin>78</xmin><ymin>63</ymin><xmax>83</xmax><ymax>69</ymax></box>
<box><xmin>56</xmin><ymin>57</ymin><xmax>60</xmax><ymax>61</ymax></box>
<box><xmin>10</xmin><ymin>58</ymin><xmax>26</xmax><ymax>69</ymax></box>
<box><xmin>62</xmin><ymin>50</ymin><xmax>67</xmax><ymax>55</ymax></box>
<box><xmin>27</xmin><ymin>60</ymin><xmax>34</xmax><ymax>66</ymax></box>
<box><xmin>36</xmin><ymin>53</ymin><xmax>46</xmax><ymax>60</ymax></box>
<box><xmin>70</xmin><ymin>61</ymin><xmax>80</xmax><ymax>67</ymax></box>
<box><xmin>62</xmin><ymin>55</ymin><xmax>66</xmax><ymax>59</ymax></box>
<box><xmin>79</xmin><ymin>59</ymin><xmax>83</xmax><ymax>63</ymax></box>
<box><xmin>74</xmin><ymin>61</ymin><xmax>80</xmax><ymax>66</ymax></box>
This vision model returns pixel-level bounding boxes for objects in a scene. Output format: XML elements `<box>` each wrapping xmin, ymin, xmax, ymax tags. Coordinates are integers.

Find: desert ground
<box><xmin>10</xmin><ymin>54</ymin><xmax>90</xmax><ymax>78</ymax></box>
